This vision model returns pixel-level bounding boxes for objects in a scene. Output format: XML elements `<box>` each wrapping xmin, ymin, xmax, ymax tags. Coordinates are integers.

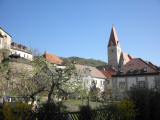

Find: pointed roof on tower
<box><xmin>108</xmin><ymin>26</ymin><xmax>119</xmax><ymax>47</ymax></box>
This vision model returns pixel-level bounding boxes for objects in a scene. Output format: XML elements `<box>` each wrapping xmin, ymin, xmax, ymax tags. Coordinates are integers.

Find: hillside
<box><xmin>62</xmin><ymin>57</ymin><xmax>107</xmax><ymax>67</ymax></box>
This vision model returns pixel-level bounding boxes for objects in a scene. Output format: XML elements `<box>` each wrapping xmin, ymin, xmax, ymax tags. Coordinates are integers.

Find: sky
<box><xmin>0</xmin><ymin>0</ymin><xmax>160</xmax><ymax>65</ymax></box>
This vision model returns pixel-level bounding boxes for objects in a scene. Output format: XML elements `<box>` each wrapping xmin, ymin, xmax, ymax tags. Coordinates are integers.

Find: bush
<box><xmin>95</xmin><ymin>100</ymin><xmax>135</xmax><ymax>120</ymax></box>
<box><xmin>79</xmin><ymin>105</ymin><xmax>93</xmax><ymax>120</ymax></box>
<box><xmin>37</xmin><ymin>102</ymin><xmax>65</xmax><ymax>120</ymax></box>
<box><xmin>117</xmin><ymin>100</ymin><xmax>135</xmax><ymax>120</ymax></box>
<box><xmin>2</xmin><ymin>103</ymin><xmax>32</xmax><ymax>120</ymax></box>
<box><xmin>129</xmin><ymin>88</ymin><xmax>160</xmax><ymax>120</ymax></box>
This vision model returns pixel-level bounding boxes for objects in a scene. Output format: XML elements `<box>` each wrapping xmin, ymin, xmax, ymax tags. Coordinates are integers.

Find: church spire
<box><xmin>107</xmin><ymin>26</ymin><xmax>122</xmax><ymax>69</ymax></box>
<box><xmin>108</xmin><ymin>26</ymin><xmax>120</xmax><ymax>47</ymax></box>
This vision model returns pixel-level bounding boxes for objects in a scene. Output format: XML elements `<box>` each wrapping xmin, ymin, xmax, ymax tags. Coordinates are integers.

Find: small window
<box><xmin>137</xmin><ymin>81</ymin><xmax>146</xmax><ymax>88</ymax></box>
<box><xmin>107</xmin><ymin>80</ymin><xmax>110</xmax><ymax>84</ymax></box>
<box><xmin>111</xmin><ymin>49</ymin><xmax>114</xmax><ymax>52</ymax></box>
<box><xmin>119</xmin><ymin>82</ymin><xmax>126</xmax><ymax>89</ymax></box>
<box><xmin>101</xmin><ymin>81</ymin><xmax>103</xmax><ymax>85</ymax></box>
<box><xmin>95</xmin><ymin>80</ymin><xmax>97</xmax><ymax>84</ymax></box>
<box><xmin>144</xmin><ymin>67</ymin><xmax>147</xmax><ymax>72</ymax></box>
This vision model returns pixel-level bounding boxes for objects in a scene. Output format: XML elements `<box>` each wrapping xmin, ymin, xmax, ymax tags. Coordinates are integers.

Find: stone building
<box><xmin>112</xmin><ymin>58</ymin><xmax>160</xmax><ymax>100</ymax></box>
<box><xmin>103</xmin><ymin>26</ymin><xmax>160</xmax><ymax>100</ymax></box>
<box><xmin>0</xmin><ymin>27</ymin><xmax>33</xmax><ymax>61</ymax></box>
<box><xmin>108</xmin><ymin>26</ymin><xmax>132</xmax><ymax>69</ymax></box>
<box><xmin>108</xmin><ymin>26</ymin><xmax>122</xmax><ymax>69</ymax></box>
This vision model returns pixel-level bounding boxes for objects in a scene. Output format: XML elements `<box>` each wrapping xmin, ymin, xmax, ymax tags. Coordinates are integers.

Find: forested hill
<box><xmin>62</xmin><ymin>57</ymin><xmax>107</xmax><ymax>67</ymax></box>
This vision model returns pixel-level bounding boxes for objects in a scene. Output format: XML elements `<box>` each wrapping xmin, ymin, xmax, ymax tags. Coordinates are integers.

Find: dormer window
<box><xmin>144</xmin><ymin>67</ymin><xmax>147</xmax><ymax>72</ymax></box>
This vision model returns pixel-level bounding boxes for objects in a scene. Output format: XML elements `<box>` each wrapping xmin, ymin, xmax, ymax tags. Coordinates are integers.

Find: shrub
<box><xmin>100</xmin><ymin>100</ymin><xmax>135</xmax><ymax>120</ymax></box>
<box><xmin>117</xmin><ymin>100</ymin><xmax>135</xmax><ymax>120</ymax></box>
<box><xmin>129</xmin><ymin>88</ymin><xmax>160</xmax><ymax>120</ymax></box>
<box><xmin>2</xmin><ymin>103</ymin><xmax>32</xmax><ymax>120</ymax></box>
<box><xmin>79</xmin><ymin>105</ymin><xmax>93</xmax><ymax>120</ymax></box>
<box><xmin>37</xmin><ymin>102</ymin><xmax>65</xmax><ymax>120</ymax></box>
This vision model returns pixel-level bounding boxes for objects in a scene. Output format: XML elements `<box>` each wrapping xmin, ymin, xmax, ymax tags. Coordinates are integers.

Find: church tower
<box><xmin>108</xmin><ymin>26</ymin><xmax>122</xmax><ymax>69</ymax></box>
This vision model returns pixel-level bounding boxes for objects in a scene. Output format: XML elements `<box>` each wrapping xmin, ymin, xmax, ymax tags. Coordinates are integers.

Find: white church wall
<box><xmin>108</xmin><ymin>46</ymin><xmax>122</xmax><ymax>68</ymax></box>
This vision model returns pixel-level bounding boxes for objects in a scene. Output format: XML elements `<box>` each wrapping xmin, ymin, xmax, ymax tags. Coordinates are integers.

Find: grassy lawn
<box><xmin>62</xmin><ymin>99</ymin><xmax>107</xmax><ymax>112</ymax></box>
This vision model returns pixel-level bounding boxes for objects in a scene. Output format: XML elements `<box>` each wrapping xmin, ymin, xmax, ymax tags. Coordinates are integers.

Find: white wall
<box><xmin>0</xmin><ymin>29</ymin><xmax>12</xmax><ymax>49</ymax></box>
<box><xmin>80</xmin><ymin>76</ymin><xmax>106</xmax><ymax>92</ymax></box>
<box><xmin>0</xmin><ymin>38</ymin><xmax>3</xmax><ymax>49</ymax></box>
<box><xmin>108</xmin><ymin>46</ymin><xmax>122</xmax><ymax>68</ymax></box>
<box><xmin>93</xmin><ymin>77</ymin><xmax>105</xmax><ymax>92</ymax></box>
<box><xmin>10</xmin><ymin>49</ymin><xmax>33</xmax><ymax>61</ymax></box>
<box><xmin>83</xmin><ymin>76</ymin><xmax>92</xmax><ymax>90</ymax></box>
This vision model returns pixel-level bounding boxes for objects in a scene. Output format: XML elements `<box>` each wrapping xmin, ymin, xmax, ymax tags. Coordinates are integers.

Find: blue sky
<box><xmin>0</xmin><ymin>0</ymin><xmax>160</xmax><ymax>65</ymax></box>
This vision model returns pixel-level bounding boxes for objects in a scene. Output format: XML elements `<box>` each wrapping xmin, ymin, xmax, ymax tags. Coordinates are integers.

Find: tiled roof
<box><xmin>75</xmin><ymin>64</ymin><xmax>107</xmax><ymax>79</ymax></box>
<box><xmin>120</xmin><ymin>52</ymin><xmax>133</xmax><ymax>64</ymax></box>
<box><xmin>101</xmin><ymin>69</ymin><xmax>116</xmax><ymax>78</ymax></box>
<box><xmin>44</xmin><ymin>52</ymin><xmax>63</xmax><ymax>65</ymax></box>
<box><xmin>108</xmin><ymin>26</ymin><xmax>119</xmax><ymax>47</ymax></box>
<box><xmin>121</xmin><ymin>58</ymin><xmax>159</xmax><ymax>74</ymax></box>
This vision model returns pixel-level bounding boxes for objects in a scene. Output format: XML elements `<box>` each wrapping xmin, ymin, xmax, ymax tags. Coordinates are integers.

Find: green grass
<box><xmin>62</xmin><ymin>99</ymin><xmax>107</xmax><ymax>112</ymax></box>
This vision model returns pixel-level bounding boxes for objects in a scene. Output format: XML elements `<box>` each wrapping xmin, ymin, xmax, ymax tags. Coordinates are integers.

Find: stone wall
<box><xmin>112</xmin><ymin>74</ymin><xmax>160</xmax><ymax>100</ymax></box>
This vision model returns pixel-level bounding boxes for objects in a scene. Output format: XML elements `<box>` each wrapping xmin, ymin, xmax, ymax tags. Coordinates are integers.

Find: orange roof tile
<box><xmin>44</xmin><ymin>52</ymin><xmax>63</xmax><ymax>65</ymax></box>
<box><xmin>101</xmin><ymin>69</ymin><xmax>116</xmax><ymax>78</ymax></box>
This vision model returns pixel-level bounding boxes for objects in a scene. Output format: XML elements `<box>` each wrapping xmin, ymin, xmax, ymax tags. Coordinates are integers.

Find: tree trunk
<box><xmin>47</xmin><ymin>81</ymin><xmax>55</xmax><ymax>104</ymax></box>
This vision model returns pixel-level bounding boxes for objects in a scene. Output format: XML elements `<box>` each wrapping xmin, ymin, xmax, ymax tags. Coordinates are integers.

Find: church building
<box><xmin>108</xmin><ymin>26</ymin><xmax>132</xmax><ymax>69</ymax></box>
<box><xmin>103</xmin><ymin>26</ymin><xmax>160</xmax><ymax>100</ymax></box>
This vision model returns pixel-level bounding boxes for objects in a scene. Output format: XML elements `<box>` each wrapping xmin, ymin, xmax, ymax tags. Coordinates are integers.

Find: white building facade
<box><xmin>0</xmin><ymin>28</ymin><xmax>12</xmax><ymax>49</ymax></box>
<box><xmin>0</xmin><ymin>27</ymin><xmax>33</xmax><ymax>61</ymax></box>
<box><xmin>75</xmin><ymin>64</ymin><xmax>107</xmax><ymax>93</ymax></box>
